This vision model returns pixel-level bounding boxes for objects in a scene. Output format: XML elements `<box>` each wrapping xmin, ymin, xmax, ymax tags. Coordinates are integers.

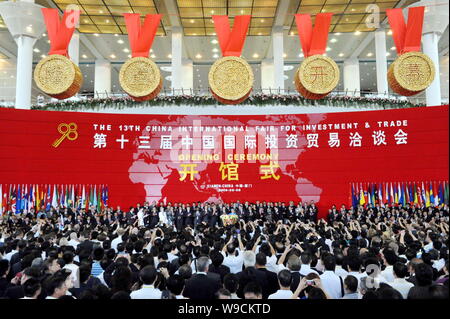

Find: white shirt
<box><xmin>111</xmin><ymin>236</ymin><xmax>123</xmax><ymax>252</ymax></box>
<box><xmin>299</xmin><ymin>264</ymin><xmax>319</xmax><ymax>277</ymax></box>
<box><xmin>63</xmin><ymin>263</ymin><xmax>79</xmax><ymax>287</ymax></box>
<box><xmin>335</xmin><ymin>266</ymin><xmax>349</xmax><ymax>279</ymax></box>
<box><xmin>130</xmin><ymin>285</ymin><xmax>162</xmax><ymax>299</ymax></box>
<box><xmin>320</xmin><ymin>270</ymin><xmax>343</xmax><ymax>299</ymax></box>
<box><xmin>390</xmin><ymin>278</ymin><xmax>414</xmax><ymax>299</ymax></box>
<box><xmin>381</xmin><ymin>265</ymin><xmax>395</xmax><ymax>283</ymax></box>
<box><xmin>3</xmin><ymin>249</ymin><xmax>17</xmax><ymax>261</ymax></box>
<box><xmin>67</xmin><ymin>239</ymin><xmax>79</xmax><ymax>250</ymax></box>
<box><xmin>268</xmin><ymin>289</ymin><xmax>294</xmax><ymax>299</ymax></box>
<box><xmin>222</xmin><ymin>250</ymin><xmax>244</xmax><ymax>274</ymax></box>
<box><xmin>433</xmin><ymin>258</ymin><xmax>445</xmax><ymax>272</ymax></box>
<box><xmin>266</xmin><ymin>255</ymin><xmax>279</xmax><ymax>274</ymax></box>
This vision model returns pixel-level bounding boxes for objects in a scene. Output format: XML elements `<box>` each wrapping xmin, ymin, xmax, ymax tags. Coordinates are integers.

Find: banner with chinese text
<box><xmin>0</xmin><ymin>105</ymin><xmax>448</xmax><ymax>218</ymax></box>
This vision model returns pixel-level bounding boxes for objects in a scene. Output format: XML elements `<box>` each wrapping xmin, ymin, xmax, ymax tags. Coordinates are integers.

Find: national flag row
<box><xmin>0</xmin><ymin>184</ymin><xmax>109</xmax><ymax>214</ymax></box>
<box><xmin>351</xmin><ymin>181</ymin><xmax>450</xmax><ymax>208</ymax></box>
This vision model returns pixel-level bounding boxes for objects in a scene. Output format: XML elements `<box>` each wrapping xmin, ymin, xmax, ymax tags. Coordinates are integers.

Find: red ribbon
<box><xmin>295</xmin><ymin>13</ymin><xmax>333</xmax><ymax>57</ymax></box>
<box><xmin>212</xmin><ymin>15</ymin><xmax>251</xmax><ymax>57</ymax></box>
<box><xmin>386</xmin><ymin>7</ymin><xmax>425</xmax><ymax>54</ymax></box>
<box><xmin>123</xmin><ymin>13</ymin><xmax>162</xmax><ymax>58</ymax></box>
<box><xmin>42</xmin><ymin>8</ymin><xmax>80</xmax><ymax>57</ymax></box>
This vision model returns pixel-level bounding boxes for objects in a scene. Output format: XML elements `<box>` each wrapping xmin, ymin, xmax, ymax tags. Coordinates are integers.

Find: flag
<box><xmin>52</xmin><ymin>184</ymin><xmax>58</xmax><ymax>208</ymax></box>
<box><xmin>425</xmin><ymin>182</ymin><xmax>431</xmax><ymax>207</ymax></box>
<box><xmin>438</xmin><ymin>182</ymin><xmax>445</xmax><ymax>205</ymax></box>
<box><xmin>93</xmin><ymin>185</ymin><xmax>98</xmax><ymax>209</ymax></box>
<box><xmin>81</xmin><ymin>185</ymin><xmax>86</xmax><ymax>210</ymax></box>
<box><xmin>401</xmin><ymin>183</ymin><xmax>406</xmax><ymax>206</ymax></box>
<box><xmin>359</xmin><ymin>183</ymin><xmax>366</xmax><ymax>206</ymax></box>
<box><xmin>10</xmin><ymin>185</ymin><xmax>17</xmax><ymax>213</ymax></box>
<box><xmin>70</xmin><ymin>185</ymin><xmax>75</xmax><ymax>208</ymax></box>
<box><xmin>65</xmin><ymin>185</ymin><xmax>70</xmax><ymax>208</ymax></box>
<box><xmin>405</xmin><ymin>183</ymin><xmax>410</xmax><ymax>204</ymax></box>
<box><xmin>372</xmin><ymin>184</ymin><xmax>377</xmax><ymax>205</ymax></box>
<box><xmin>2</xmin><ymin>185</ymin><xmax>8</xmax><ymax>214</ymax></box>
<box><xmin>378</xmin><ymin>183</ymin><xmax>383</xmax><ymax>206</ymax></box>
<box><xmin>46</xmin><ymin>185</ymin><xmax>51</xmax><ymax>211</ymax></box>
<box><xmin>429</xmin><ymin>182</ymin><xmax>435</xmax><ymax>206</ymax></box>
<box><xmin>29</xmin><ymin>185</ymin><xmax>34</xmax><ymax>210</ymax></box>
<box><xmin>414</xmin><ymin>183</ymin><xmax>419</xmax><ymax>205</ymax></box>
<box><xmin>60</xmin><ymin>185</ymin><xmax>65</xmax><ymax>207</ymax></box>
<box><xmin>445</xmin><ymin>181</ymin><xmax>449</xmax><ymax>204</ymax></box>
<box><xmin>433</xmin><ymin>182</ymin><xmax>439</xmax><ymax>206</ymax></box>
<box><xmin>16</xmin><ymin>185</ymin><xmax>22</xmax><ymax>212</ymax></box>
<box><xmin>104</xmin><ymin>185</ymin><xmax>108</xmax><ymax>208</ymax></box>
<box><xmin>351</xmin><ymin>184</ymin><xmax>358</xmax><ymax>207</ymax></box>
<box><xmin>23</xmin><ymin>184</ymin><xmax>28</xmax><ymax>212</ymax></box>
<box><xmin>390</xmin><ymin>182</ymin><xmax>394</xmax><ymax>205</ymax></box>
<box><xmin>97</xmin><ymin>185</ymin><xmax>101</xmax><ymax>211</ymax></box>
<box><xmin>364</xmin><ymin>184</ymin><xmax>369</xmax><ymax>205</ymax></box>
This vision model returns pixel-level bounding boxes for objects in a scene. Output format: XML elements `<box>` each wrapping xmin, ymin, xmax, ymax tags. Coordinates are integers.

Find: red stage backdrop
<box><xmin>0</xmin><ymin>106</ymin><xmax>448</xmax><ymax>218</ymax></box>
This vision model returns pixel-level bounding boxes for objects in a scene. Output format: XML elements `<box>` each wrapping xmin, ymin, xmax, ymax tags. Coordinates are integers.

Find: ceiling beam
<box><xmin>0</xmin><ymin>44</ymin><xmax>16</xmax><ymax>62</ymax></box>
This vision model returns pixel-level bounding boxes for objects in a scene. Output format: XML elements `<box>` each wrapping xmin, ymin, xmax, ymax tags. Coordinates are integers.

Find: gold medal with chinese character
<box><xmin>294</xmin><ymin>13</ymin><xmax>338</xmax><ymax>100</ymax></box>
<box><xmin>386</xmin><ymin>7</ymin><xmax>435</xmax><ymax>97</ymax></box>
<box><xmin>34</xmin><ymin>9</ymin><xmax>82</xmax><ymax>100</ymax></box>
<box><xmin>295</xmin><ymin>55</ymin><xmax>340</xmax><ymax>100</ymax></box>
<box><xmin>34</xmin><ymin>54</ymin><xmax>83</xmax><ymax>100</ymax></box>
<box><xmin>119</xmin><ymin>14</ymin><xmax>163</xmax><ymax>101</ymax></box>
<box><xmin>209</xmin><ymin>15</ymin><xmax>253</xmax><ymax>105</ymax></box>
<box><xmin>119</xmin><ymin>57</ymin><xmax>162</xmax><ymax>101</ymax></box>
<box><xmin>388</xmin><ymin>51</ymin><xmax>435</xmax><ymax>96</ymax></box>
<box><xmin>209</xmin><ymin>56</ymin><xmax>254</xmax><ymax>105</ymax></box>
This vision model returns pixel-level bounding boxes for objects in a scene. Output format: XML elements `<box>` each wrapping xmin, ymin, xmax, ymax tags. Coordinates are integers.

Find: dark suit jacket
<box><xmin>290</xmin><ymin>271</ymin><xmax>302</xmax><ymax>293</ymax></box>
<box><xmin>237</xmin><ymin>267</ymin><xmax>270</xmax><ymax>299</ymax></box>
<box><xmin>183</xmin><ymin>273</ymin><xmax>221</xmax><ymax>299</ymax></box>
<box><xmin>208</xmin><ymin>264</ymin><xmax>230</xmax><ymax>282</ymax></box>
<box><xmin>258</xmin><ymin>268</ymin><xmax>279</xmax><ymax>297</ymax></box>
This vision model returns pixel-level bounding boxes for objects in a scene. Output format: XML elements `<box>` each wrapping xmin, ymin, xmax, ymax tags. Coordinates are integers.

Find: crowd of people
<box><xmin>0</xmin><ymin>200</ymin><xmax>448</xmax><ymax>300</ymax></box>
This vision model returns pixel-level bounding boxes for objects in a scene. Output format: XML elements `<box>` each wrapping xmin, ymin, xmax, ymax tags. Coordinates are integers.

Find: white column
<box><xmin>261</xmin><ymin>59</ymin><xmax>275</xmax><ymax>93</ymax></box>
<box><xmin>68</xmin><ymin>31</ymin><xmax>80</xmax><ymax>66</ymax></box>
<box><xmin>273</xmin><ymin>26</ymin><xmax>285</xmax><ymax>92</ymax></box>
<box><xmin>181</xmin><ymin>59</ymin><xmax>193</xmax><ymax>94</ymax></box>
<box><xmin>423</xmin><ymin>32</ymin><xmax>442</xmax><ymax>106</ymax></box>
<box><xmin>375</xmin><ymin>28</ymin><xmax>388</xmax><ymax>96</ymax></box>
<box><xmin>171</xmin><ymin>27</ymin><xmax>183</xmax><ymax>95</ymax></box>
<box><xmin>15</xmin><ymin>35</ymin><xmax>36</xmax><ymax>109</ymax></box>
<box><xmin>94</xmin><ymin>59</ymin><xmax>111</xmax><ymax>98</ymax></box>
<box><xmin>343</xmin><ymin>58</ymin><xmax>361</xmax><ymax>97</ymax></box>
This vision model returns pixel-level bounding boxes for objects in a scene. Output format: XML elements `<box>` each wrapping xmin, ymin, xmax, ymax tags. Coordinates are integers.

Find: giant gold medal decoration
<box><xmin>34</xmin><ymin>9</ymin><xmax>82</xmax><ymax>100</ymax></box>
<box><xmin>295</xmin><ymin>55</ymin><xmax>339</xmax><ymax>100</ymax></box>
<box><xmin>120</xmin><ymin>13</ymin><xmax>162</xmax><ymax>101</ymax></box>
<box><xmin>119</xmin><ymin>57</ymin><xmax>162</xmax><ymax>101</ymax></box>
<box><xmin>209</xmin><ymin>15</ymin><xmax>253</xmax><ymax>105</ymax></box>
<box><xmin>294</xmin><ymin>13</ymin><xmax>338</xmax><ymax>100</ymax></box>
<box><xmin>388</xmin><ymin>51</ymin><xmax>435</xmax><ymax>96</ymax></box>
<box><xmin>209</xmin><ymin>56</ymin><xmax>254</xmax><ymax>105</ymax></box>
<box><xmin>34</xmin><ymin>55</ymin><xmax>82</xmax><ymax>100</ymax></box>
<box><xmin>386</xmin><ymin>7</ymin><xmax>434</xmax><ymax>97</ymax></box>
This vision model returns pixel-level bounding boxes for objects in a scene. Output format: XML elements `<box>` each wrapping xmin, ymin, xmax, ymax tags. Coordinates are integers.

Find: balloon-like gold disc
<box><xmin>119</xmin><ymin>57</ymin><xmax>162</xmax><ymax>101</ymax></box>
<box><xmin>388</xmin><ymin>51</ymin><xmax>435</xmax><ymax>96</ymax></box>
<box><xmin>34</xmin><ymin>54</ymin><xmax>82</xmax><ymax>100</ymax></box>
<box><xmin>295</xmin><ymin>55</ymin><xmax>340</xmax><ymax>100</ymax></box>
<box><xmin>209</xmin><ymin>56</ymin><xmax>254</xmax><ymax>104</ymax></box>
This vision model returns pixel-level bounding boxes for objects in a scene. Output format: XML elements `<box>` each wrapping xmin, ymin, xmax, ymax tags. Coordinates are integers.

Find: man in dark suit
<box><xmin>236</xmin><ymin>251</ymin><xmax>270</xmax><ymax>299</ymax></box>
<box><xmin>208</xmin><ymin>251</ymin><xmax>230</xmax><ymax>282</ymax></box>
<box><xmin>255</xmin><ymin>253</ymin><xmax>279</xmax><ymax>298</ymax></box>
<box><xmin>183</xmin><ymin>257</ymin><xmax>221</xmax><ymax>299</ymax></box>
